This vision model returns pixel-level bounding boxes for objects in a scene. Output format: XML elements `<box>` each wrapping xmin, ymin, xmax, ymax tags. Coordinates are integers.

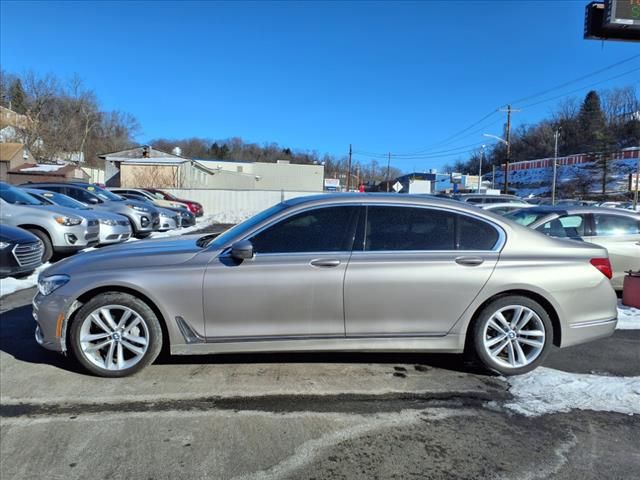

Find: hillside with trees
<box><xmin>452</xmin><ymin>86</ymin><xmax>639</xmax><ymax>196</ymax></box>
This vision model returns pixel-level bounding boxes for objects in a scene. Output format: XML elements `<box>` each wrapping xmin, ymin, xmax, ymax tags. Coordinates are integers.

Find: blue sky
<box><xmin>1</xmin><ymin>0</ymin><xmax>638</xmax><ymax>172</ymax></box>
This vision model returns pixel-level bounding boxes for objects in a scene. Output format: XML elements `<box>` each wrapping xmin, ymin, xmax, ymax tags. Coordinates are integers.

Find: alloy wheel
<box><xmin>79</xmin><ymin>305</ymin><xmax>150</xmax><ymax>371</ymax></box>
<box><xmin>481</xmin><ymin>305</ymin><xmax>546</xmax><ymax>369</ymax></box>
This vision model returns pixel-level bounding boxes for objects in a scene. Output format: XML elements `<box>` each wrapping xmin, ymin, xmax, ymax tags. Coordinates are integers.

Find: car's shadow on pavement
<box><xmin>0</xmin><ymin>302</ymin><xmax>491</xmax><ymax>377</ymax></box>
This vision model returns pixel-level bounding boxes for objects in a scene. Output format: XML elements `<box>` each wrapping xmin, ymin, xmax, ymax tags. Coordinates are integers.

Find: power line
<box><xmin>520</xmin><ymin>67</ymin><xmax>640</xmax><ymax>109</ymax></box>
<box><xmin>507</xmin><ymin>54</ymin><xmax>640</xmax><ymax>106</ymax></box>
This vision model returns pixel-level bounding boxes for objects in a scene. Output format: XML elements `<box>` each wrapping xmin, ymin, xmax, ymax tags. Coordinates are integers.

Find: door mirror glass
<box><xmin>231</xmin><ymin>240</ymin><xmax>254</xmax><ymax>260</ymax></box>
<box><xmin>87</xmin><ymin>196</ymin><xmax>100</xmax><ymax>204</ymax></box>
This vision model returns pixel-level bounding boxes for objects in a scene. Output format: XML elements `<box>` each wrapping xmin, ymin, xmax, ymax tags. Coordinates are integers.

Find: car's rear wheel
<box><xmin>472</xmin><ymin>296</ymin><xmax>552</xmax><ymax>375</ymax></box>
<box><xmin>69</xmin><ymin>293</ymin><xmax>162</xmax><ymax>377</ymax></box>
<box><xmin>25</xmin><ymin>228</ymin><xmax>52</xmax><ymax>263</ymax></box>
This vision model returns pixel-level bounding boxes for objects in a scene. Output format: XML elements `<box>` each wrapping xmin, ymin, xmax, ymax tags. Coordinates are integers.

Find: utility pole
<box><xmin>552</xmin><ymin>129</ymin><xmax>560</xmax><ymax>206</ymax></box>
<box><xmin>478</xmin><ymin>145</ymin><xmax>485</xmax><ymax>193</ymax></box>
<box><xmin>499</xmin><ymin>105</ymin><xmax>520</xmax><ymax>194</ymax></box>
<box><xmin>492</xmin><ymin>165</ymin><xmax>496</xmax><ymax>190</ymax></box>
<box><xmin>346</xmin><ymin>144</ymin><xmax>352</xmax><ymax>192</ymax></box>
<box><xmin>634</xmin><ymin>155</ymin><xmax>639</xmax><ymax>210</ymax></box>
<box><xmin>386</xmin><ymin>152</ymin><xmax>391</xmax><ymax>192</ymax></box>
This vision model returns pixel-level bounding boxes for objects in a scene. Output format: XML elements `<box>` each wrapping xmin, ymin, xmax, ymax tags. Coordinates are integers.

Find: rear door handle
<box><xmin>455</xmin><ymin>256</ymin><xmax>484</xmax><ymax>267</ymax></box>
<box><xmin>310</xmin><ymin>259</ymin><xmax>341</xmax><ymax>268</ymax></box>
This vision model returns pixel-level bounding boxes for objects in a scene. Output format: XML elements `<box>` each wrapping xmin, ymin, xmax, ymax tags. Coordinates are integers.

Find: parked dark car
<box><xmin>0</xmin><ymin>224</ymin><xmax>44</xmax><ymax>278</ymax></box>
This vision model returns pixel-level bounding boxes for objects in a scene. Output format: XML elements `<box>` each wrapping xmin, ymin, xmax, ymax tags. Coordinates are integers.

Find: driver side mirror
<box><xmin>87</xmin><ymin>197</ymin><xmax>99</xmax><ymax>204</ymax></box>
<box><xmin>230</xmin><ymin>239</ymin><xmax>254</xmax><ymax>260</ymax></box>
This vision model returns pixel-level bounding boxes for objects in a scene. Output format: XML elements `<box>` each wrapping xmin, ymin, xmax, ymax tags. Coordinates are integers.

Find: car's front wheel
<box><xmin>69</xmin><ymin>293</ymin><xmax>162</xmax><ymax>377</ymax></box>
<box><xmin>472</xmin><ymin>296</ymin><xmax>553</xmax><ymax>375</ymax></box>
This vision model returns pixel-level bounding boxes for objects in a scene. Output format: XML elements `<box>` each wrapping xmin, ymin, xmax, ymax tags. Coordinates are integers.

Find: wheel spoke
<box><xmin>104</xmin><ymin>341</ymin><xmax>116</xmax><ymax>369</ymax></box>
<box><xmin>117</xmin><ymin>310</ymin><xmax>133</xmax><ymax>329</ymax></box>
<box><xmin>486</xmin><ymin>333</ymin><xmax>507</xmax><ymax>348</ymax></box>
<box><xmin>519</xmin><ymin>329</ymin><xmax>544</xmax><ymax>337</ymax></box>
<box><xmin>513</xmin><ymin>340</ymin><xmax>527</xmax><ymax>366</ymax></box>
<box><xmin>488</xmin><ymin>319</ymin><xmax>506</xmax><ymax>335</ymax></box>
<box><xmin>116</xmin><ymin>343</ymin><xmax>125</xmax><ymax>369</ymax></box>
<box><xmin>494</xmin><ymin>312</ymin><xmax>510</xmax><ymax>330</ymax></box>
<box><xmin>84</xmin><ymin>339</ymin><xmax>112</xmax><ymax>353</ymax></box>
<box><xmin>124</xmin><ymin>317</ymin><xmax>142</xmax><ymax>333</ymax></box>
<box><xmin>514</xmin><ymin>311</ymin><xmax>533</xmax><ymax>331</ymax></box>
<box><xmin>517</xmin><ymin>337</ymin><xmax>544</xmax><ymax>349</ymax></box>
<box><xmin>81</xmin><ymin>333</ymin><xmax>110</xmax><ymax>342</ymax></box>
<box><xmin>100</xmin><ymin>309</ymin><xmax>118</xmax><ymax>330</ymax></box>
<box><xmin>123</xmin><ymin>333</ymin><xmax>147</xmax><ymax>346</ymax></box>
<box><xmin>506</xmin><ymin>341</ymin><xmax>516</xmax><ymax>366</ymax></box>
<box><xmin>509</xmin><ymin>306</ymin><xmax>524</xmax><ymax>328</ymax></box>
<box><xmin>490</xmin><ymin>338</ymin><xmax>510</xmax><ymax>357</ymax></box>
<box><xmin>121</xmin><ymin>339</ymin><xmax>145</xmax><ymax>356</ymax></box>
<box><xmin>90</xmin><ymin>313</ymin><xmax>112</xmax><ymax>334</ymax></box>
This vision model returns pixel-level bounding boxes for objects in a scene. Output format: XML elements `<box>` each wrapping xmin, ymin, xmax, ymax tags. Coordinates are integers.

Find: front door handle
<box><xmin>455</xmin><ymin>256</ymin><xmax>484</xmax><ymax>267</ymax></box>
<box><xmin>310</xmin><ymin>259</ymin><xmax>341</xmax><ymax>268</ymax></box>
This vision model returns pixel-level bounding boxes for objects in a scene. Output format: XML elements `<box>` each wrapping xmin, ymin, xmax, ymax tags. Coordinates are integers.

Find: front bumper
<box><xmin>158</xmin><ymin>215</ymin><xmax>179</xmax><ymax>231</ymax></box>
<box><xmin>32</xmin><ymin>291</ymin><xmax>70</xmax><ymax>352</ymax></box>
<box><xmin>129</xmin><ymin>211</ymin><xmax>160</xmax><ymax>233</ymax></box>
<box><xmin>98</xmin><ymin>222</ymin><xmax>132</xmax><ymax>244</ymax></box>
<box><xmin>53</xmin><ymin>222</ymin><xmax>100</xmax><ymax>249</ymax></box>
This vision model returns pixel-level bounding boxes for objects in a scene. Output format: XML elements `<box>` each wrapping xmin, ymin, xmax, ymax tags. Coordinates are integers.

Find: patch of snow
<box><xmin>20</xmin><ymin>164</ymin><xmax>65</xmax><ymax>172</ymax></box>
<box><xmin>505</xmin><ymin>367</ymin><xmax>640</xmax><ymax>416</ymax></box>
<box><xmin>617</xmin><ymin>301</ymin><xmax>640</xmax><ymax>330</ymax></box>
<box><xmin>0</xmin><ymin>263</ymin><xmax>51</xmax><ymax>298</ymax></box>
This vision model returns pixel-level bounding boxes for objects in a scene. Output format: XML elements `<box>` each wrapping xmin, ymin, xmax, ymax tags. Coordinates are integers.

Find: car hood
<box><xmin>36</xmin><ymin>204</ymin><xmax>98</xmax><ymax>220</ymax></box>
<box><xmin>0</xmin><ymin>224</ymin><xmax>39</xmax><ymax>243</ymax></box>
<box><xmin>45</xmin><ymin>234</ymin><xmax>210</xmax><ymax>275</ymax></box>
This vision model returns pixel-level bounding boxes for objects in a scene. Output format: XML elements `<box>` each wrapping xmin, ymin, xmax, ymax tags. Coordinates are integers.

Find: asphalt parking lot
<box><xmin>1</xmin><ymin>285</ymin><xmax>639</xmax><ymax>480</ymax></box>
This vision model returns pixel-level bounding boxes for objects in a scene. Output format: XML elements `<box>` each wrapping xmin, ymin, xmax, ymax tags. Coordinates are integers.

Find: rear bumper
<box><xmin>562</xmin><ymin>317</ymin><xmax>617</xmax><ymax>348</ymax></box>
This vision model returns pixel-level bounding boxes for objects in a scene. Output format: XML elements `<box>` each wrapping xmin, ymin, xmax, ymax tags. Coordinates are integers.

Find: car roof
<box><xmin>525</xmin><ymin>205</ymin><xmax>640</xmax><ymax>217</ymax></box>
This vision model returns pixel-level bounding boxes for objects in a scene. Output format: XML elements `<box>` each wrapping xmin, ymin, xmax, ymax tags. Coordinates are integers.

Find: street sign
<box><xmin>606</xmin><ymin>0</ymin><xmax>640</xmax><ymax>27</ymax></box>
<box><xmin>392</xmin><ymin>181</ymin><xmax>403</xmax><ymax>192</ymax></box>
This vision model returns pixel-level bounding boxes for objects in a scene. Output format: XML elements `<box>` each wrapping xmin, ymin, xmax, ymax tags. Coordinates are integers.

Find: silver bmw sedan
<box><xmin>33</xmin><ymin>194</ymin><xmax>618</xmax><ymax>377</ymax></box>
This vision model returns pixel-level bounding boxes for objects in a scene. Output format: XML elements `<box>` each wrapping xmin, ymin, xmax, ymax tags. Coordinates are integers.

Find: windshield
<box><xmin>0</xmin><ymin>183</ymin><xmax>46</xmax><ymax>206</ymax></box>
<box><xmin>39</xmin><ymin>191</ymin><xmax>90</xmax><ymax>210</ymax></box>
<box><xmin>206</xmin><ymin>203</ymin><xmax>289</xmax><ymax>249</ymax></box>
<box><xmin>85</xmin><ymin>185</ymin><xmax>124</xmax><ymax>201</ymax></box>
<box><xmin>505</xmin><ymin>210</ymin><xmax>550</xmax><ymax>227</ymax></box>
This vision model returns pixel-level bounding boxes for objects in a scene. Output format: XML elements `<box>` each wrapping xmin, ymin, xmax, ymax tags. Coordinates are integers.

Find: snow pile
<box><xmin>617</xmin><ymin>301</ymin><xmax>640</xmax><ymax>330</ymax></box>
<box><xmin>149</xmin><ymin>215</ymin><xmax>216</xmax><ymax>238</ymax></box>
<box><xmin>0</xmin><ymin>263</ymin><xmax>51</xmax><ymax>298</ymax></box>
<box><xmin>505</xmin><ymin>367</ymin><xmax>640</xmax><ymax>416</ymax></box>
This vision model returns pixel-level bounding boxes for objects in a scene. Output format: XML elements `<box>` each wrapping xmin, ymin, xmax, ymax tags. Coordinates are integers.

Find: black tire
<box><xmin>68</xmin><ymin>292</ymin><xmax>163</xmax><ymax>377</ymax></box>
<box><xmin>25</xmin><ymin>228</ymin><xmax>53</xmax><ymax>263</ymax></box>
<box><xmin>472</xmin><ymin>295</ymin><xmax>553</xmax><ymax>376</ymax></box>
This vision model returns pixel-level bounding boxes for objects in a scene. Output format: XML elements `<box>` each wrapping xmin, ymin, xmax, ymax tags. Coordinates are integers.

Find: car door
<box><xmin>202</xmin><ymin>205</ymin><xmax>361</xmax><ymax>339</ymax></box>
<box><xmin>586</xmin><ymin>213</ymin><xmax>640</xmax><ymax>289</ymax></box>
<box><xmin>344</xmin><ymin>205</ymin><xmax>501</xmax><ymax>336</ymax></box>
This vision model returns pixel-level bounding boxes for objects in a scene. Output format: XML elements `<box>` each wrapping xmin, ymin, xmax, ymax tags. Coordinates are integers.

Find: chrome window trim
<box><xmin>218</xmin><ymin>201</ymin><xmax>506</xmax><ymax>255</ymax></box>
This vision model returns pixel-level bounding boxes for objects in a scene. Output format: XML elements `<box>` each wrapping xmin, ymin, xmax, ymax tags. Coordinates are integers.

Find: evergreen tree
<box><xmin>8</xmin><ymin>79</ymin><xmax>27</xmax><ymax>114</ymax></box>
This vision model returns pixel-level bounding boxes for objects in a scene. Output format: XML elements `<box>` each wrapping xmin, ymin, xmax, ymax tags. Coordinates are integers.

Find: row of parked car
<box><xmin>0</xmin><ymin>182</ymin><xmax>204</xmax><ymax>278</ymax></box>
<box><xmin>448</xmin><ymin>193</ymin><xmax>640</xmax><ymax>292</ymax></box>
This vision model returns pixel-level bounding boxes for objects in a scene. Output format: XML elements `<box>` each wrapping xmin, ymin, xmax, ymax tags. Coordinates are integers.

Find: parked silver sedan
<box><xmin>507</xmin><ymin>206</ymin><xmax>640</xmax><ymax>291</ymax></box>
<box><xmin>33</xmin><ymin>194</ymin><xmax>617</xmax><ymax>377</ymax></box>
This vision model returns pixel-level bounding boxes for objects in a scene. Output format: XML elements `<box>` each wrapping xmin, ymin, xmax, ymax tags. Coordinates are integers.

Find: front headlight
<box><xmin>38</xmin><ymin>274</ymin><xmax>70</xmax><ymax>296</ymax></box>
<box><xmin>54</xmin><ymin>216</ymin><xmax>82</xmax><ymax>226</ymax></box>
<box><xmin>0</xmin><ymin>241</ymin><xmax>11</xmax><ymax>249</ymax></box>
<box><xmin>126</xmin><ymin>203</ymin><xmax>150</xmax><ymax>213</ymax></box>
<box><xmin>100</xmin><ymin>218</ymin><xmax>118</xmax><ymax>226</ymax></box>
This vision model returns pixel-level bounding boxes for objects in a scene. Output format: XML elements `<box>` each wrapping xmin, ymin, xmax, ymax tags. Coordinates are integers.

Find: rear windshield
<box><xmin>505</xmin><ymin>210</ymin><xmax>550</xmax><ymax>226</ymax></box>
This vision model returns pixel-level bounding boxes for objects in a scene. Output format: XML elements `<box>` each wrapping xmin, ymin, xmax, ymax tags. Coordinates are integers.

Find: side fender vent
<box><xmin>176</xmin><ymin>316</ymin><xmax>205</xmax><ymax>344</ymax></box>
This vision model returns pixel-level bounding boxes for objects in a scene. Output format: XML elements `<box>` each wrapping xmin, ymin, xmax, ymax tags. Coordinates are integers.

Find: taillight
<box><xmin>590</xmin><ymin>258</ymin><xmax>613</xmax><ymax>279</ymax></box>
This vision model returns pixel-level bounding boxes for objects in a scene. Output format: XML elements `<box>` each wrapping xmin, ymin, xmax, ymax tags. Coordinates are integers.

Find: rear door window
<box><xmin>364</xmin><ymin>206</ymin><xmax>499</xmax><ymax>251</ymax></box>
<box><xmin>593</xmin><ymin>214</ymin><xmax>640</xmax><ymax>236</ymax></box>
